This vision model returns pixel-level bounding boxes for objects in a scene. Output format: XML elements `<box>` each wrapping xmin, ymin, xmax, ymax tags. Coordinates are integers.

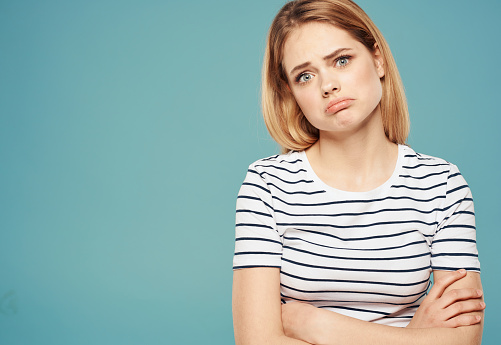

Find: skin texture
<box><xmin>283</xmin><ymin>22</ymin><xmax>384</xmax><ymax>136</ymax></box>
<box><xmin>233</xmin><ymin>22</ymin><xmax>484</xmax><ymax>345</ymax></box>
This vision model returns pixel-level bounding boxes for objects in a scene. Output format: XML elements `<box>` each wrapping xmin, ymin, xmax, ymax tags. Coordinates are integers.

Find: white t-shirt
<box><xmin>233</xmin><ymin>144</ymin><xmax>480</xmax><ymax>327</ymax></box>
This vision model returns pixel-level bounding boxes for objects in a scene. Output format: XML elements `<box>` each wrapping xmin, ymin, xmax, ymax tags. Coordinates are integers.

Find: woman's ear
<box><xmin>373</xmin><ymin>43</ymin><xmax>385</xmax><ymax>78</ymax></box>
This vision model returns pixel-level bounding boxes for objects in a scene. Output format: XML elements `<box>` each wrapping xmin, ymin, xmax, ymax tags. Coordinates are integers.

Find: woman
<box><xmin>232</xmin><ymin>0</ymin><xmax>484</xmax><ymax>344</ymax></box>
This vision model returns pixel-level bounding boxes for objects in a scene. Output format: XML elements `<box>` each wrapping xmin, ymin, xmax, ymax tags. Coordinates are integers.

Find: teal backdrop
<box><xmin>1</xmin><ymin>0</ymin><xmax>499</xmax><ymax>343</ymax></box>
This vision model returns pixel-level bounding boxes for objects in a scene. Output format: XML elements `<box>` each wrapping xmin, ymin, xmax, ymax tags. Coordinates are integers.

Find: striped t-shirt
<box><xmin>233</xmin><ymin>144</ymin><xmax>480</xmax><ymax>327</ymax></box>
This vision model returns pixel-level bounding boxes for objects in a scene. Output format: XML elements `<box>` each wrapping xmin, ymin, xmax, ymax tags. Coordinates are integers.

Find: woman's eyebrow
<box><xmin>323</xmin><ymin>47</ymin><xmax>352</xmax><ymax>61</ymax></box>
<box><xmin>289</xmin><ymin>48</ymin><xmax>352</xmax><ymax>77</ymax></box>
<box><xmin>289</xmin><ymin>62</ymin><xmax>311</xmax><ymax>77</ymax></box>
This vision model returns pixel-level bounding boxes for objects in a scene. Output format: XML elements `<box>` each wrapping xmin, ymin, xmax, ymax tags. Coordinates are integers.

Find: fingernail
<box><xmin>477</xmin><ymin>289</ymin><xmax>483</xmax><ymax>296</ymax></box>
<box><xmin>480</xmin><ymin>302</ymin><xmax>486</xmax><ymax>308</ymax></box>
<box><xmin>459</xmin><ymin>269</ymin><xmax>466</xmax><ymax>274</ymax></box>
<box><xmin>476</xmin><ymin>316</ymin><xmax>481</xmax><ymax>321</ymax></box>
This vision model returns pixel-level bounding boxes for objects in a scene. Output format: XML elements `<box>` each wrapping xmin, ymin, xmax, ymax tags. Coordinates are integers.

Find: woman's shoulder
<box><xmin>247</xmin><ymin>150</ymin><xmax>305</xmax><ymax>172</ymax></box>
<box><xmin>401</xmin><ymin>145</ymin><xmax>451</xmax><ymax>166</ymax></box>
<box><xmin>400</xmin><ymin>145</ymin><xmax>465</xmax><ymax>181</ymax></box>
<box><xmin>239</xmin><ymin>151</ymin><xmax>308</xmax><ymax>196</ymax></box>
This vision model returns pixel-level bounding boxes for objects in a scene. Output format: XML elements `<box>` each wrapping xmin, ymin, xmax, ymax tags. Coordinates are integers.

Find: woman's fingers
<box><xmin>427</xmin><ymin>269</ymin><xmax>467</xmax><ymax>301</ymax></box>
<box><xmin>442</xmin><ymin>299</ymin><xmax>486</xmax><ymax>320</ymax></box>
<box><xmin>443</xmin><ymin>313</ymin><xmax>483</xmax><ymax>328</ymax></box>
<box><xmin>438</xmin><ymin>288</ymin><xmax>483</xmax><ymax>309</ymax></box>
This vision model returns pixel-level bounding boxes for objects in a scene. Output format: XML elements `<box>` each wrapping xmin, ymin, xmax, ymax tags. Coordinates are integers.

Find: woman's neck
<box><xmin>305</xmin><ymin>114</ymin><xmax>399</xmax><ymax>192</ymax></box>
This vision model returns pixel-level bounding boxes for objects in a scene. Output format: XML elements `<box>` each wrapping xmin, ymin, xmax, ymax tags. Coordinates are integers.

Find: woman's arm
<box><xmin>282</xmin><ymin>270</ymin><xmax>484</xmax><ymax>345</ymax></box>
<box><xmin>407</xmin><ymin>270</ymin><xmax>484</xmax><ymax>330</ymax></box>
<box><xmin>233</xmin><ymin>267</ymin><xmax>312</xmax><ymax>345</ymax></box>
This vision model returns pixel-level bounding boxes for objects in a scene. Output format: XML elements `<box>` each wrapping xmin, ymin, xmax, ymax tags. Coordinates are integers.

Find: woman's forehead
<box><xmin>282</xmin><ymin>22</ymin><xmax>364</xmax><ymax>70</ymax></box>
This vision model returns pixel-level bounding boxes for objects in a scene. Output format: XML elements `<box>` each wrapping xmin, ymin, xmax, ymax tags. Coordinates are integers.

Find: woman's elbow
<box><xmin>456</xmin><ymin>321</ymin><xmax>483</xmax><ymax>345</ymax></box>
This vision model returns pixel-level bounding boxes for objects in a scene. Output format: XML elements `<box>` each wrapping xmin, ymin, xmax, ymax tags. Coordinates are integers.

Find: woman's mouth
<box><xmin>325</xmin><ymin>98</ymin><xmax>354</xmax><ymax>114</ymax></box>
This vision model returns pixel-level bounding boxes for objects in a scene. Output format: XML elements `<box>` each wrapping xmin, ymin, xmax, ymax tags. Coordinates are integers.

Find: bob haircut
<box><xmin>262</xmin><ymin>0</ymin><xmax>410</xmax><ymax>153</ymax></box>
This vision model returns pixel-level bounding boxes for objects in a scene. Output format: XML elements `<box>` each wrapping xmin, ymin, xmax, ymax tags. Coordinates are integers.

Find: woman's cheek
<box><xmin>296</xmin><ymin>89</ymin><xmax>319</xmax><ymax>119</ymax></box>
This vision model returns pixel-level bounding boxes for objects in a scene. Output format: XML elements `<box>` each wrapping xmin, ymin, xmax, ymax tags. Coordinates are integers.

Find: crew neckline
<box><xmin>298</xmin><ymin>144</ymin><xmax>404</xmax><ymax>199</ymax></box>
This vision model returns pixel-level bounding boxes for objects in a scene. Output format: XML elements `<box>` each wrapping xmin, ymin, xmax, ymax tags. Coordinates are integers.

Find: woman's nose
<box><xmin>321</xmin><ymin>76</ymin><xmax>339</xmax><ymax>97</ymax></box>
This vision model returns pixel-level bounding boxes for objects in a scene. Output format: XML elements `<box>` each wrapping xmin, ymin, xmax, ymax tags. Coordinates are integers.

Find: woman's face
<box><xmin>282</xmin><ymin>22</ymin><xmax>385</xmax><ymax>136</ymax></box>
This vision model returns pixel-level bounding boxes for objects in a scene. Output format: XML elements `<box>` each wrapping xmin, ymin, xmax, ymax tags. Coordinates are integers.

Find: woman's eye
<box><xmin>298</xmin><ymin>73</ymin><xmax>313</xmax><ymax>83</ymax></box>
<box><xmin>336</xmin><ymin>56</ymin><xmax>350</xmax><ymax>67</ymax></box>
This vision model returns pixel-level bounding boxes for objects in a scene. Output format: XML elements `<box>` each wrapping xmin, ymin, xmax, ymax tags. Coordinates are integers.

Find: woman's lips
<box><xmin>325</xmin><ymin>98</ymin><xmax>354</xmax><ymax>114</ymax></box>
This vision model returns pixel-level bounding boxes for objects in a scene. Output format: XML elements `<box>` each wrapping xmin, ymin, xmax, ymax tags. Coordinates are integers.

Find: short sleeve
<box><xmin>232</xmin><ymin>164</ymin><xmax>282</xmax><ymax>270</ymax></box>
<box><xmin>431</xmin><ymin>164</ymin><xmax>480</xmax><ymax>272</ymax></box>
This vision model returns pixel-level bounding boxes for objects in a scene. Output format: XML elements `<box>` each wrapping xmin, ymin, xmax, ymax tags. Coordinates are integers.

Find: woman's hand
<box><xmin>407</xmin><ymin>269</ymin><xmax>485</xmax><ymax>329</ymax></box>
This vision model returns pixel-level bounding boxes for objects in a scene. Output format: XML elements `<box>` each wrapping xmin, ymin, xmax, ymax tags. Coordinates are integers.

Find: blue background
<box><xmin>1</xmin><ymin>0</ymin><xmax>499</xmax><ymax>343</ymax></box>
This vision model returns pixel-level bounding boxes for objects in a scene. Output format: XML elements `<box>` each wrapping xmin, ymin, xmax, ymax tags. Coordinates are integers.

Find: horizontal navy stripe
<box><xmin>441</xmin><ymin>210</ymin><xmax>476</xmax><ymax>225</ymax></box>
<box><xmin>382</xmin><ymin>315</ymin><xmax>414</xmax><ymax>320</ymax></box>
<box><xmin>236</xmin><ymin>209</ymin><xmax>273</xmax><ymax>218</ymax></box>
<box><xmin>259</xmin><ymin>171</ymin><xmax>314</xmax><ymax>185</ymax></box>
<box><xmin>237</xmin><ymin>195</ymin><xmax>273</xmax><ymax>211</ymax></box>
<box><xmin>279</xmin><ymin>158</ymin><xmax>302</xmax><ymax>164</ymax></box>
<box><xmin>318</xmin><ymin>304</ymin><xmax>390</xmax><ymax>316</ymax></box>
<box><xmin>235</xmin><ymin>237</ymin><xmax>282</xmax><ymax>245</ymax></box>
<box><xmin>432</xmin><ymin>266</ymin><xmax>480</xmax><ymax>272</ymax></box>
<box><xmin>402</xmin><ymin>163</ymin><xmax>449</xmax><ymax>169</ymax></box>
<box><xmin>276</xmin><ymin>206</ymin><xmax>444</xmax><ymax>218</ymax></box>
<box><xmin>442</xmin><ymin>197</ymin><xmax>473</xmax><ymax>212</ymax></box>
<box><xmin>433</xmin><ymin>238</ymin><xmax>476</xmax><ymax>244</ymax></box>
<box><xmin>267</xmin><ymin>182</ymin><xmax>325</xmax><ymax>195</ymax></box>
<box><xmin>277</xmin><ymin>219</ymin><xmax>438</xmax><ymax>230</ymax></box>
<box><xmin>272</xmin><ymin>194</ymin><xmax>445</xmax><ymax>207</ymax></box>
<box><xmin>404</xmin><ymin>154</ymin><xmax>436</xmax><ymax>161</ymax></box>
<box><xmin>399</xmin><ymin>170</ymin><xmax>448</xmax><ymax>179</ymax></box>
<box><xmin>242</xmin><ymin>182</ymin><xmax>270</xmax><ymax>194</ymax></box>
<box><xmin>447</xmin><ymin>184</ymin><xmax>469</xmax><ymax>195</ymax></box>
<box><xmin>440</xmin><ymin>224</ymin><xmax>476</xmax><ymax>230</ymax></box>
<box><xmin>283</xmin><ymin>235</ymin><xmax>429</xmax><ymax>252</ymax></box>
<box><xmin>233</xmin><ymin>265</ymin><xmax>280</xmax><ymax>270</ymax></box>
<box><xmin>282</xmin><ymin>228</ymin><xmax>431</xmax><ymax>242</ymax></box>
<box><xmin>248</xmin><ymin>168</ymin><xmax>314</xmax><ymax>185</ymax></box>
<box><xmin>402</xmin><ymin>305</ymin><xmax>421</xmax><ymax>311</ymax></box>
<box><xmin>391</xmin><ymin>182</ymin><xmax>447</xmax><ymax>191</ymax></box>
<box><xmin>448</xmin><ymin>172</ymin><xmax>461</xmax><ymax>179</ymax></box>
<box><xmin>283</xmin><ymin>245</ymin><xmax>431</xmax><ymax>261</ymax></box>
<box><xmin>280</xmin><ymin>271</ymin><xmax>430</xmax><ymax>287</ymax></box>
<box><xmin>254</xmin><ymin>164</ymin><xmax>307</xmax><ymax>174</ymax></box>
<box><xmin>282</xmin><ymin>257</ymin><xmax>431</xmax><ymax>273</ymax></box>
<box><xmin>281</xmin><ymin>283</ymin><xmax>430</xmax><ymax>298</ymax></box>
<box><xmin>261</xmin><ymin>155</ymin><xmax>279</xmax><ymax>161</ymax></box>
<box><xmin>234</xmin><ymin>251</ymin><xmax>281</xmax><ymax>256</ymax></box>
<box><xmin>432</xmin><ymin>253</ymin><xmax>478</xmax><ymax>258</ymax></box>
<box><xmin>453</xmin><ymin>210</ymin><xmax>475</xmax><ymax>216</ymax></box>
<box><xmin>236</xmin><ymin>223</ymin><xmax>275</xmax><ymax>230</ymax></box>
<box><xmin>416</xmin><ymin>154</ymin><xmax>438</xmax><ymax>161</ymax></box>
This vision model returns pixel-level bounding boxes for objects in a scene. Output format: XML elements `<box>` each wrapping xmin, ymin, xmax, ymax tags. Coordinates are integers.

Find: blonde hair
<box><xmin>262</xmin><ymin>0</ymin><xmax>409</xmax><ymax>153</ymax></box>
